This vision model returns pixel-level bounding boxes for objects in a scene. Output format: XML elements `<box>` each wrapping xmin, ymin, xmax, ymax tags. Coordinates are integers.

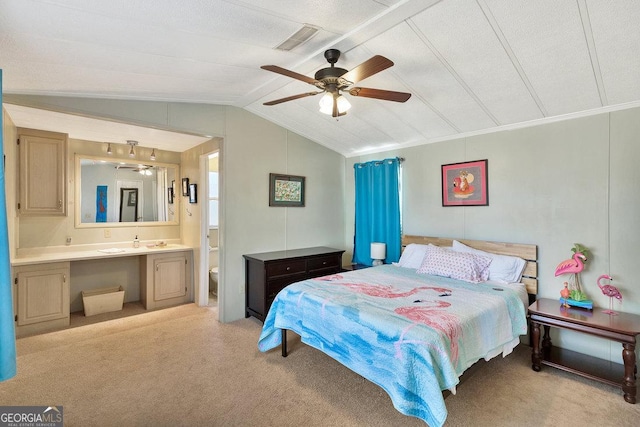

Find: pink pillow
<box><xmin>417</xmin><ymin>245</ymin><xmax>491</xmax><ymax>283</ymax></box>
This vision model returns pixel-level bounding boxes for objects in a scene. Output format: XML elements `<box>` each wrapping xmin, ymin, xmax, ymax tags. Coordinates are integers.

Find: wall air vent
<box><xmin>275</xmin><ymin>24</ymin><xmax>320</xmax><ymax>51</ymax></box>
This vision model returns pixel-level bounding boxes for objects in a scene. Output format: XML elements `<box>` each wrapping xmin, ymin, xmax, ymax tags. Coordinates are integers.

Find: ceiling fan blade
<box><xmin>348</xmin><ymin>87</ymin><xmax>412</xmax><ymax>103</ymax></box>
<box><xmin>340</xmin><ymin>55</ymin><xmax>394</xmax><ymax>84</ymax></box>
<box><xmin>263</xmin><ymin>91</ymin><xmax>321</xmax><ymax>106</ymax></box>
<box><xmin>261</xmin><ymin>65</ymin><xmax>320</xmax><ymax>85</ymax></box>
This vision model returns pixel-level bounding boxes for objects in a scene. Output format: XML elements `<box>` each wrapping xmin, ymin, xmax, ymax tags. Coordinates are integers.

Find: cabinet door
<box><xmin>153</xmin><ymin>256</ymin><xmax>187</xmax><ymax>301</ymax></box>
<box><xmin>17</xmin><ymin>267</ymin><xmax>69</xmax><ymax>326</ymax></box>
<box><xmin>19</xmin><ymin>129</ymin><xmax>67</xmax><ymax>216</ymax></box>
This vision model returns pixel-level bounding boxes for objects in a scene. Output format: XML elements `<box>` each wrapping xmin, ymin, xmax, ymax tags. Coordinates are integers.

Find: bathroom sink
<box><xmin>146</xmin><ymin>242</ymin><xmax>175</xmax><ymax>249</ymax></box>
<box><xmin>98</xmin><ymin>248</ymin><xmax>126</xmax><ymax>254</ymax></box>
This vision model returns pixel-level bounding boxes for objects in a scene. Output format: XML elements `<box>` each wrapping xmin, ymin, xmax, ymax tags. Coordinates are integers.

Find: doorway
<box><xmin>199</xmin><ymin>151</ymin><xmax>220</xmax><ymax>310</ymax></box>
<box><xmin>119</xmin><ymin>188</ymin><xmax>138</xmax><ymax>222</ymax></box>
<box><xmin>116</xmin><ymin>180</ymin><xmax>143</xmax><ymax>222</ymax></box>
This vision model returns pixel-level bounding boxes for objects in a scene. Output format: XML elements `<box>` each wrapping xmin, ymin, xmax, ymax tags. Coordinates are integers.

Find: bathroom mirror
<box><xmin>75</xmin><ymin>154</ymin><xmax>179</xmax><ymax>228</ymax></box>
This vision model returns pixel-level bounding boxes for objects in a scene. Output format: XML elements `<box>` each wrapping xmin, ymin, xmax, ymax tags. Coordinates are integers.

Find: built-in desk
<box><xmin>12</xmin><ymin>242</ymin><xmax>192</xmax><ymax>266</ymax></box>
<box><xmin>11</xmin><ymin>241</ymin><xmax>193</xmax><ymax>337</ymax></box>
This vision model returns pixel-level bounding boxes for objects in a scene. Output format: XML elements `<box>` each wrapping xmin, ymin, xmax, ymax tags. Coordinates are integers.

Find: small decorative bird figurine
<box><xmin>560</xmin><ymin>282</ymin><xmax>571</xmax><ymax>307</ymax></box>
<box><xmin>555</xmin><ymin>252</ymin><xmax>587</xmax><ymax>276</ymax></box>
<box><xmin>597</xmin><ymin>274</ymin><xmax>622</xmax><ymax>315</ymax></box>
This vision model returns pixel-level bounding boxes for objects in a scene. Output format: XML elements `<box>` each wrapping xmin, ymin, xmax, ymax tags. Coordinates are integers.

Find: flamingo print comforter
<box><xmin>258</xmin><ymin>264</ymin><xmax>527</xmax><ymax>427</ymax></box>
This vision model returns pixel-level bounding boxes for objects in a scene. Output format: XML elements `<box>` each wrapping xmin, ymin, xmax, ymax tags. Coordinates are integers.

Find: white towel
<box><xmin>98</xmin><ymin>248</ymin><xmax>125</xmax><ymax>254</ymax></box>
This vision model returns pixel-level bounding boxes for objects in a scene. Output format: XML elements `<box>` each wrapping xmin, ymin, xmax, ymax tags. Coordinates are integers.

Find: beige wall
<box><xmin>222</xmin><ymin>108</ymin><xmax>345</xmax><ymax>321</ymax></box>
<box><xmin>3</xmin><ymin>96</ymin><xmax>346</xmax><ymax>323</ymax></box>
<box><xmin>180</xmin><ymin>137</ymin><xmax>221</xmax><ymax>306</ymax></box>
<box><xmin>345</xmin><ymin>108</ymin><xmax>640</xmax><ymax>364</ymax></box>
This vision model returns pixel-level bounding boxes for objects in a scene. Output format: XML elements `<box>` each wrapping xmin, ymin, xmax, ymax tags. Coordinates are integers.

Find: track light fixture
<box><xmin>106</xmin><ymin>143</ymin><xmax>112</xmax><ymax>155</ymax></box>
<box><xmin>126</xmin><ymin>140</ymin><xmax>138</xmax><ymax>158</ymax></box>
<box><xmin>150</xmin><ymin>148</ymin><xmax>156</xmax><ymax>161</ymax></box>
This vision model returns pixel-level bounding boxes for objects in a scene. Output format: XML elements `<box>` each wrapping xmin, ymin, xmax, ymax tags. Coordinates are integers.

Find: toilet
<box><xmin>209</xmin><ymin>267</ymin><xmax>218</xmax><ymax>296</ymax></box>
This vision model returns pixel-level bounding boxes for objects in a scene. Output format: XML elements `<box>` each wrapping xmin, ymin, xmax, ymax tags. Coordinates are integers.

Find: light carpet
<box><xmin>1</xmin><ymin>303</ymin><xmax>638</xmax><ymax>426</ymax></box>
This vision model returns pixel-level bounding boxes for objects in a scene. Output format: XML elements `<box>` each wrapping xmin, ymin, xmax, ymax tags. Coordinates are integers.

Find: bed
<box><xmin>258</xmin><ymin>235</ymin><xmax>538</xmax><ymax>427</ymax></box>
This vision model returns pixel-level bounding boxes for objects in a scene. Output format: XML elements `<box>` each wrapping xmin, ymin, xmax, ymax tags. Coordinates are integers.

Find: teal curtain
<box><xmin>0</xmin><ymin>69</ymin><xmax>17</xmax><ymax>381</ymax></box>
<box><xmin>352</xmin><ymin>158</ymin><xmax>401</xmax><ymax>266</ymax></box>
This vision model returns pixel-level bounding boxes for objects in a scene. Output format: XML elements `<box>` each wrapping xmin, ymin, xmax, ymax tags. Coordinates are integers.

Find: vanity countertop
<box><xmin>11</xmin><ymin>240</ymin><xmax>192</xmax><ymax>266</ymax></box>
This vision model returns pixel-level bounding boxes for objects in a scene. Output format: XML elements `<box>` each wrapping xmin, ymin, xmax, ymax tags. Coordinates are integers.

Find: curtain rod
<box><xmin>354</xmin><ymin>157</ymin><xmax>405</xmax><ymax>168</ymax></box>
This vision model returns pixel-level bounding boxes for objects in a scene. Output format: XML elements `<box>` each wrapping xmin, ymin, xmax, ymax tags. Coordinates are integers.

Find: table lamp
<box><xmin>371</xmin><ymin>242</ymin><xmax>386</xmax><ymax>266</ymax></box>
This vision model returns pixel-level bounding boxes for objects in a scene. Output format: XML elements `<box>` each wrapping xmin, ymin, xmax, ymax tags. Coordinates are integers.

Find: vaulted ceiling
<box><xmin>2</xmin><ymin>0</ymin><xmax>639</xmax><ymax>157</ymax></box>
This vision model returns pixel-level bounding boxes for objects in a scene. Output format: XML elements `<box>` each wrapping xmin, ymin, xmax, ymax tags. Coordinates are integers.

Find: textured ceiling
<box><xmin>1</xmin><ymin>0</ymin><xmax>639</xmax><ymax>157</ymax></box>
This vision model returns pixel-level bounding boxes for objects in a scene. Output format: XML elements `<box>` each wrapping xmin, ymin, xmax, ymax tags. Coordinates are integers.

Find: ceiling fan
<box><xmin>261</xmin><ymin>49</ymin><xmax>412</xmax><ymax>118</ymax></box>
<box><xmin>116</xmin><ymin>164</ymin><xmax>155</xmax><ymax>175</ymax></box>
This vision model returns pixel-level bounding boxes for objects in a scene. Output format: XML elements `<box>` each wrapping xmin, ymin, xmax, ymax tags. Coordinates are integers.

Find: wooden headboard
<box><xmin>402</xmin><ymin>235</ymin><xmax>538</xmax><ymax>295</ymax></box>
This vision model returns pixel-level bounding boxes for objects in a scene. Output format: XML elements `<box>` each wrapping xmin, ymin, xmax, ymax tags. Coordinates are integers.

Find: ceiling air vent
<box><xmin>275</xmin><ymin>24</ymin><xmax>320</xmax><ymax>51</ymax></box>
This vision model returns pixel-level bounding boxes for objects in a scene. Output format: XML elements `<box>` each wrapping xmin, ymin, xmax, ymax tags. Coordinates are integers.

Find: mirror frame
<box><xmin>74</xmin><ymin>154</ymin><xmax>180</xmax><ymax>228</ymax></box>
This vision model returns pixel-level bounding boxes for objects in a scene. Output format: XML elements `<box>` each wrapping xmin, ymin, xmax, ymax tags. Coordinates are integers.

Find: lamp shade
<box><xmin>319</xmin><ymin>93</ymin><xmax>352</xmax><ymax>115</ymax></box>
<box><xmin>370</xmin><ymin>242</ymin><xmax>386</xmax><ymax>261</ymax></box>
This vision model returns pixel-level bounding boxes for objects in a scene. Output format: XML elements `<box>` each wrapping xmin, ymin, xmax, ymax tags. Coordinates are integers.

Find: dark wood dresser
<box><xmin>243</xmin><ymin>246</ymin><xmax>345</xmax><ymax>322</ymax></box>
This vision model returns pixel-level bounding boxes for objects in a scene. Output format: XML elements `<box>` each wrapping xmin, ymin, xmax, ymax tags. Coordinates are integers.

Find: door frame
<box><xmin>198</xmin><ymin>149</ymin><xmax>221</xmax><ymax>318</ymax></box>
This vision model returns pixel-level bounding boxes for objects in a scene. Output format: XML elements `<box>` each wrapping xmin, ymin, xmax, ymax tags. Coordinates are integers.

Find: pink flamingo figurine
<box><xmin>597</xmin><ymin>274</ymin><xmax>622</xmax><ymax>315</ymax></box>
<box><xmin>555</xmin><ymin>252</ymin><xmax>587</xmax><ymax>293</ymax></box>
<box><xmin>555</xmin><ymin>252</ymin><xmax>587</xmax><ymax>276</ymax></box>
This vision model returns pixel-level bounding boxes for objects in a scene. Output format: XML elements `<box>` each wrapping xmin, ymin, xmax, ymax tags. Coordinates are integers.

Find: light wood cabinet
<box><xmin>18</xmin><ymin>128</ymin><xmax>67</xmax><ymax>216</ymax></box>
<box><xmin>141</xmin><ymin>250</ymin><xmax>192</xmax><ymax>310</ymax></box>
<box><xmin>13</xmin><ymin>262</ymin><xmax>70</xmax><ymax>337</ymax></box>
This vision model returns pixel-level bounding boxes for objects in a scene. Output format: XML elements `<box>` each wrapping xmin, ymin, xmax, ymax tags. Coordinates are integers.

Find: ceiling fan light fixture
<box><xmin>262</xmin><ymin>49</ymin><xmax>411</xmax><ymax>114</ymax></box>
<box><xmin>318</xmin><ymin>93</ymin><xmax>334</xmax><ymax>115</ymax></box>
<box><xmin>336</xmin><ymin>95</ymin><xmax>351</xmax><ymax>113</ymax></box>
<box><xmin>319</xmin><ymin>93</ymin><xmax>351</xmax><ymax>115</ymax></box>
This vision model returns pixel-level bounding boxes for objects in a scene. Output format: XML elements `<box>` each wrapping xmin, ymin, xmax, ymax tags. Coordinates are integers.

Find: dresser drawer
<box><xmin>244</xmin><ymin>247</ymin><xmax>345</xmax><ymax>322</ymax></box>
<box><xmin>307</xmin><ymin>255</ymin><xmax>340</xmax><ymax>271</ymax></box>
<box><xmin>266</xmin><ymin>260</ymin><xmax>306</xmax><ymax>277</ymax></box>
<box><xmin>267</xmin><ymin>273</ymin><xmax>307</xmax><ymax>299</ymax></box>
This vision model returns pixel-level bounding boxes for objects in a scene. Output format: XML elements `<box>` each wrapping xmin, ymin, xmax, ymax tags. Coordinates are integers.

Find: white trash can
<box><xmin>82</xmin><ymin>286</ymin><xmax>125</xmax><ymax>316</ymax></box>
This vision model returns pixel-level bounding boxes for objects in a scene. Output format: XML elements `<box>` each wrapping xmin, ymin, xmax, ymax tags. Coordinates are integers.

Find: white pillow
<box><xmin>396</xmin><ymin>244</ymin><xmax>430</xmax><ymax>269</ymax></box>
<box><xmin>416</xmin><ymin>244</ymin><xmax>491</xmax><ymax>283</ymax></box>
<box><xmin>396</xmin><ymin>243</ymin><xmax>452</xmax><ymax>269</ymax></box>
<box><xmin>451</xmin><ymin>240</ymin><xmax>526</xmax><ymax>283</ymax></box>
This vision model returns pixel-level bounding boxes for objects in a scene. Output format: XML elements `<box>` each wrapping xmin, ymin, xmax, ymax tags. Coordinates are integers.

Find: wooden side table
<box><xmin>528</xmin><ymin>298</ymin><xmax>640</xmax><ymax>404</ymax></box>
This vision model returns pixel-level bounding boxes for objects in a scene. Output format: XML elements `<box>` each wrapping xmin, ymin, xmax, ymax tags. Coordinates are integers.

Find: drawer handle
<box><xmin>323</xmin><ymin>261</ymin><xmax>327</xmax><ymax>265</ymax></box>
<box><xmin>286</xmin><ymin>267</ymin><xmax>290</xmax><ymax>271</ymax></box>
